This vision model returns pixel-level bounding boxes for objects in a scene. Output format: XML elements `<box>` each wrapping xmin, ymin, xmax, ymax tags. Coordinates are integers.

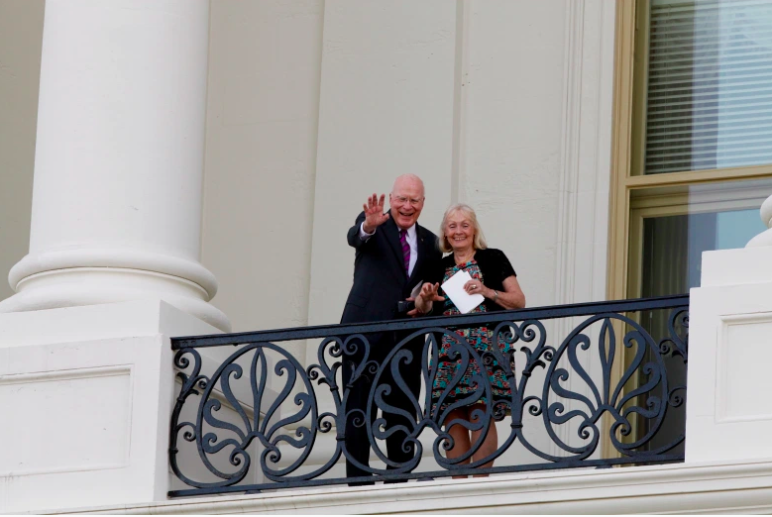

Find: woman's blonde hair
<box><xmin>439</xmin><ymin>203</ymin><xmax>488</xmax><ymax>253</ymax></box>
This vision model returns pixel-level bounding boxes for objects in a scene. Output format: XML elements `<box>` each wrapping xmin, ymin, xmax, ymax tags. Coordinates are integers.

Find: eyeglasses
<box><xmin>392</xmin><ymin>195</ymin><xmax>424</xmax><ymax>207</ymax></box>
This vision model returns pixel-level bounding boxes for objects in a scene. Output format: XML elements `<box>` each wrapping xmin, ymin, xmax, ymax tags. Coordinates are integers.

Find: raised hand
<box><xmin>362</xmin><ymin>193</ymin><xmax>390</xmax><ymax>233</ymax></box>
<box><xmin>422</xmin><ymin>282</ymin><xmax>445</xmax><ymax>303</ymax></box>
<box><xmin>409</xmin><ymin>282</ymin><xmax>445</xmax><ymax>316</ymax></box>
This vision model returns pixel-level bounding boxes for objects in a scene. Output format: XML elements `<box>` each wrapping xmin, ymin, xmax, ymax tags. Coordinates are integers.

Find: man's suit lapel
<box><xmin>383</xmin><ymin>216</ymin><xmax>408</xmax><ymax>278</ymax></box>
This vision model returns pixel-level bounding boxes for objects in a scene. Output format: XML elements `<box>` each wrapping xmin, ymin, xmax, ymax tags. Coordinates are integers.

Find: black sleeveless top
<box><xmin>427</xmin><ymin>248</ymin><xmax>517</xmax><ymax>312</ymax></box>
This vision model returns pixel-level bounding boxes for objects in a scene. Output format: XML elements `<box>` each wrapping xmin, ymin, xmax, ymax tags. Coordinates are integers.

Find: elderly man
<box><xmin>341</xmin><ymin>174</ymin><xmax>441</xmax><ymax>483</ymax></box>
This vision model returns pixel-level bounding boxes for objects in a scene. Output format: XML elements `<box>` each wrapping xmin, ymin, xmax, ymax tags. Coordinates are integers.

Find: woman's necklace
<box><xmin>454</xmin><ymin>249</ymin><xmax>475</xmax><ymax>266</ymax></box>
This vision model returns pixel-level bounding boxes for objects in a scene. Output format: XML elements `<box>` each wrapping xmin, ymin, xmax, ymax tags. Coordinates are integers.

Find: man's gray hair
<box><xmin>391</xmin><ymin>174</ymin><xmax>425</xmax><ymax>196</ymax></box>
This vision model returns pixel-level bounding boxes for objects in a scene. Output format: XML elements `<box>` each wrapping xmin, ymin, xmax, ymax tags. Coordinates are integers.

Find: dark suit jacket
<box><xmin>341</xmin><ymin>212</ymin><xmax>441</xmax><ymax>325</ymax></box>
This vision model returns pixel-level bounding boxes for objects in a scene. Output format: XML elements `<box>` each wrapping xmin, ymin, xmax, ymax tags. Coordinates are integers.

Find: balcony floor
<box><xmin>44</xmin><ymin>457</ymin><xmax>772</xmax><ymax>515</ymax></box>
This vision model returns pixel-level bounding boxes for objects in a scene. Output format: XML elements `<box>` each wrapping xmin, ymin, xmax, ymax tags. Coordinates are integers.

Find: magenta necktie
<box><xmin>399</xmin><ymin>229</ymin><xmax>410</xmax><ymax>274</ymax></box>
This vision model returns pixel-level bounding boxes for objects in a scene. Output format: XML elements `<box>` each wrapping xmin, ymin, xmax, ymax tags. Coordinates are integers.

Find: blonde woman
<box><xmin>415</xmin><ymin>204</ymin><xmax>525</xmax><ymax>474</ymax></box>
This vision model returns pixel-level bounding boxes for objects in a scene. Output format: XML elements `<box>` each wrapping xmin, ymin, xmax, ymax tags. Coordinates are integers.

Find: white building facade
<box><xmin>1</xmin><ymin>0</ymin><xmax>772</xmax><ymax>513</ymax></box>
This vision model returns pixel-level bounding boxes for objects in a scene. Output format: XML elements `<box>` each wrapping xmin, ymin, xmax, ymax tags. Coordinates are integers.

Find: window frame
<box><xmin>605</xmin><ymin>0</ymin><xmax>772</xmax><ymax>458</ymax></box>
<box><xmin>627</xmin><ymin>189</ymin><xmax>769</xmax><ymax>299</ymax></box>
<box><xmin>608</xmin><ymin>0</ymin><xmax>772</xmax><ymax>306</ymax></box>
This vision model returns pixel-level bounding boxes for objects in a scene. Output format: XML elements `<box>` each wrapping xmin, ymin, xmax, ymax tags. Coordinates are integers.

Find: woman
<box><xmin>415</xmin><ymin>203</ymin><xmax>525</xmax><ymax>475</ymax></box>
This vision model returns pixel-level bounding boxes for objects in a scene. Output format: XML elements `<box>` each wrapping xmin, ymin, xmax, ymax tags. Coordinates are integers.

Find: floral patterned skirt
<box><xmin>430</xmin><ymin>324</ymin><xmax>512</xmax><ymax>415</ymax></box>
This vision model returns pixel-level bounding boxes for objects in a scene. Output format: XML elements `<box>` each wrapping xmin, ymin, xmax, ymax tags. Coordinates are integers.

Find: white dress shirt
<box><xmin>359</xmin><ymin>222</ymin><xmax>418</xmax><ymax>276</ymax></box>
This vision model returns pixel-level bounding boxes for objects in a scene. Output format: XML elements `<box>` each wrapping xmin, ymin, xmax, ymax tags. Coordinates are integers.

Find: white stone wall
<box><xmin>0</xmin><ymin>0</ymin><xmax>615</xmax><ymax>464</ymax></box>
<box><xmin>200</xmin><ymin>0</ymin><xmax>614</xmax><ymax>341</ymax></box>
<box><xmin>0</xmin><ymin>0</ymin><xmax>613</xmax><ymax>339</ymax></box>
<box><xmin>8</xmin><ymin>3</ymin><xmax>772</xmax><ymax>515</ymax></box>
<box><xmin>200</xmin><ymin>0</ymin><xmax>324</xmax><ymax>343</ymax></box>
<box><xmin>0</xmin><ymin>300</ymin><xmax>222</xmax><ymax>513</ymax></box>
<box><xmin>461</xmin><ymin>0</ymin><xmax>567</xmax><ymax>306</ymax></box>
<box><xmin>196</xmin><ymin>0</ymin><xmax>616</xmax><ymax>474</ymax></box>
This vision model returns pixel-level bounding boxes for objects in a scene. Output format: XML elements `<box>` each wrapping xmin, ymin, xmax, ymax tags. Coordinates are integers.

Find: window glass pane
<box><xmin>632</xmin><ymin>178</ymin><xmax>772</xmax><ymax>295</ymax></box>
<box><xmin>645</xmin><ymin>0</ymin><xmax>772</xmax><ymax>174</ymax></box>
<box><xmin>641</xmin><ymin>208</ymin><xmax>764</xmax><ymax>296</ymax></box>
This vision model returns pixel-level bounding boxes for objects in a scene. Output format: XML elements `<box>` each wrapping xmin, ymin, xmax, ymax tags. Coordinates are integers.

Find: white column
<box><xmin>0</xmin><ymin>4</ymin><xmax>227</xmax><ymax>511</ymax></box>
<box><xmin>0</xmin><ymin>0</ymin><xmax>230</xmax><ymax>332</ymax></box>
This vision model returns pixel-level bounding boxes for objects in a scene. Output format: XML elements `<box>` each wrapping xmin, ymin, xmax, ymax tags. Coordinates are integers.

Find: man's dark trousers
<box><xmin>341</xmin><ymin>330</ymin><xmax>424</xmax><ymax>483</ymax></box>
<box><xmin>340</xmin><ymin>212</ymin><xmax>440</xmax><ymax>483</ymax></box>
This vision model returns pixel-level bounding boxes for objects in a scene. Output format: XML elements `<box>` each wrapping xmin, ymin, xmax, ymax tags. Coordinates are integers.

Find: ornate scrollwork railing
<box><xmin>169</xmin><ymin>295</ymin><xmax>688</xmax><ymax>497</ymax></box>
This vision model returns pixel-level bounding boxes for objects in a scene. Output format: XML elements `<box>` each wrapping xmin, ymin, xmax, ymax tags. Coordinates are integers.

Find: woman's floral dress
<box><xmin>430</xmin><ymin>259</ymin><xmax>512</xmax><ymax>415</ymax></box>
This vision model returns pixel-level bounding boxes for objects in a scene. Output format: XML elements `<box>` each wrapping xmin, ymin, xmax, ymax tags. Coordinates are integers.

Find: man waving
<box><xmin>341</xmin><ymin>174</ymin><xmax>441</xmax><ymax>483</ymax></box>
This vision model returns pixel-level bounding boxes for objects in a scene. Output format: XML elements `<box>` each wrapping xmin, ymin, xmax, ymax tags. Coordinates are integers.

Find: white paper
<box><xmin>441</xmin><ymin>269</ymin><xmax>484</xmax><ymax>314</ymax></box>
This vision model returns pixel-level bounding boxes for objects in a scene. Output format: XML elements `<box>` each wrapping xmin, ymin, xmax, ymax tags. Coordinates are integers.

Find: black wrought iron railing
<box><xmin>169</xmin><ymin>295</ymin><xmax>689</xmax><ymax>497</ymax></box>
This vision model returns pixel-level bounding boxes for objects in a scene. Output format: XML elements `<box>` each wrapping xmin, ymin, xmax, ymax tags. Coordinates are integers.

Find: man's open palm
<box><xmin>363</xmin><ymin>193</ymin><xmax>390</xmax><ymax>233</ymax></box>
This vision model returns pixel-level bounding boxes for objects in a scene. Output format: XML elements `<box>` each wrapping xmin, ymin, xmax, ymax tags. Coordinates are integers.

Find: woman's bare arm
<box><xmin>494</xmin><ymin>275</ymin><xmax>525</xmax><ymax>309</ymax></box>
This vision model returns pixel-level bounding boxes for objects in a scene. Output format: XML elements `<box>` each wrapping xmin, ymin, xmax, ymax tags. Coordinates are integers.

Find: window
<box><xmin>608</xmin><ymin>0</ymin><xmax>772</xmax><ymax>455</ymax></box>
<box><xmin>609</xmin><ymin>0</ymin><xmax>772</xmax><ymax>304</ymax></box>
<box><xmin>638</xmin><ymin>0</ymin><xmax>772</xmax><ymax>176</ymax></box>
